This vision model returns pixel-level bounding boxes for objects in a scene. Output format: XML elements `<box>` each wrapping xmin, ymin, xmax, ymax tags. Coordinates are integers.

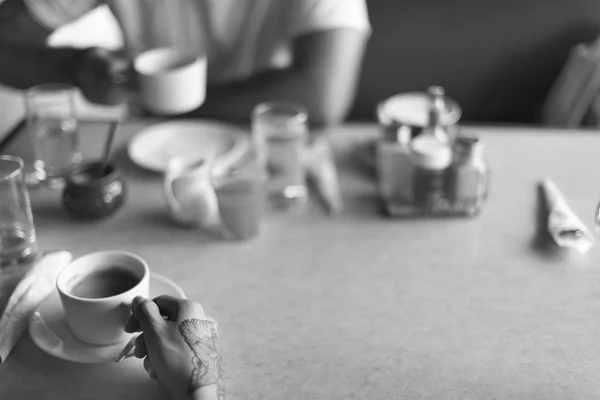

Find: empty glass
<box><xmin>0</xmin><ymin>156</ymin><xmax>38</xmax><ymax>269</ymax></box>
<box><xmin>26</xmin><ymin>84</ymin><xmax>81</xmax><ymax>189</ymax></box>
<box><xmin>252</xmin><ymin>102</ymin><xmax>308</xmax><ymax>209</ymax></box>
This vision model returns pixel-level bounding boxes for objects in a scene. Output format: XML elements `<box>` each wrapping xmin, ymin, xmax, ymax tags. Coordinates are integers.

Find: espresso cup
<box><xmin>56</xmin><ymin>251</ymin><xmax>149</xmax><ymax>345</ymax></box>
<box><xmin>134</xmin><ymin>47</ymin><xmax>206</xmax><ymax>115</ymax></box>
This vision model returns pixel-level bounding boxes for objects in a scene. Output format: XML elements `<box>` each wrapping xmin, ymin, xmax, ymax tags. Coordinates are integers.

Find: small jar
<box><xmin>410</xmin><ymin>135</ymin><xmax>452</xmax><ymax>212</ymax></box>
<box><xmin>448</xmin><ymin>136</ymin><xmax>489</xmax><ymax>216</ymax></box>
<box><xmin>377</xmin><ymin>126</ymin><xmax>414</xmax><ymax>200</ymax></box>
<box><xmin>62</xmin><ymin>162</ymin><xmax>126</xmax><ymax>220</ymax></box>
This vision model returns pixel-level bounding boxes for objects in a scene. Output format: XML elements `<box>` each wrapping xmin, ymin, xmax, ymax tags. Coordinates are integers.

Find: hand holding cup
<box><xmin>126</xmin><ymin>296</ymin><xmax>224</xmax><ymax>400</ymax></box>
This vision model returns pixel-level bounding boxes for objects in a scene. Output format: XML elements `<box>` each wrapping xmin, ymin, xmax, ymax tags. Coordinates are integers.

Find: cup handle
<box><xmin>164</xmin><ymin>156</ymin><xmax>205</xmax><ymax>223</ymax></box>
<box><xmin>194</xmin><ymin>162</ymin><xmax>222</xmax><ymax>230</ymax></box>
<box><xmin>164</xmin><ymin>171</ymin><xmax>184</xmax><ymax>219</ymax></box>
<box><xmin>200</xmin><ymin>180</ymin><xmax>222</xmax><ymax>230</ymax></box>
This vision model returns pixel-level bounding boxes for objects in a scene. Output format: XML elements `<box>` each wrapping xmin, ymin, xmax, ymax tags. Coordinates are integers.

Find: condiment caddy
<box><xmin>376</xmin><ymin>86</ymin><xmax>489</xmax><ymax>218</ymax></box>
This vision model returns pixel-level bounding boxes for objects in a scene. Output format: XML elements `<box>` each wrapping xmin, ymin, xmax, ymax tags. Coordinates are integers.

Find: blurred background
<box><xmin>3</xmin><ymin>0</ymin><xmax>600</xmax><ymax>136</ymax></box>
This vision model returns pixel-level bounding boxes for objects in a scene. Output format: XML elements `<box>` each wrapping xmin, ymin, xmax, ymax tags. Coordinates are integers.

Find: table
<box><xmin>2</xmin><ymin>120</ymin><xmax>600</xmax><ymax>399</ymax></box>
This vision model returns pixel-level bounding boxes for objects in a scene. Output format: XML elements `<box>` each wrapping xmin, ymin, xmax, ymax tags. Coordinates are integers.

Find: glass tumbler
<box><xmin>212</xmin><ymin>156</ymin><xmax>266</xmax><ymax>241</ymax></box>
<box><xmin>26</xmin><ymin>84</ymin><xmax>81</xmax><ymax>189</ymax></box>
<box><xmin>252</xmin><ymin>102</ymin><xmax>308</xmax><ymax>209</ymax></box>
<box><xmin>0</xmin><ymin>156</ymin><xmax>38</xmax><ymax>269</ymax></box>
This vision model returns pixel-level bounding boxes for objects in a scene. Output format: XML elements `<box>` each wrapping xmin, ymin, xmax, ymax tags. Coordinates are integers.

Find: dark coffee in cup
<box><xmin>69</xmin><ymin>267</ymin><xmax>140</xmax><ymax>299</ymax></box>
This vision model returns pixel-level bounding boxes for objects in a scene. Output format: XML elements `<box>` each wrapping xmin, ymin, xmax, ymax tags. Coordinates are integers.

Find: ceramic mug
<box><xmin>134</xmin><ymin>47</ymin><xmax>206</xmax><ymax>115</ymax></box>
<box><xmin>56</xmin><ymin>251</ymin><xmax>149</xmax><ymax>345</ymax></box>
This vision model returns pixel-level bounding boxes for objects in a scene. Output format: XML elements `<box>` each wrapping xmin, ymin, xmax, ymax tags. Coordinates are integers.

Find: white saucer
<box><xmin>128</xmin><ymin>120</ymin><xmax>250</xmax><ymax>173</ymax></box>
<box><xmin>29</xmin><ymin>273</ymin><xmax>186</xmax><ymax>364</ymax></box>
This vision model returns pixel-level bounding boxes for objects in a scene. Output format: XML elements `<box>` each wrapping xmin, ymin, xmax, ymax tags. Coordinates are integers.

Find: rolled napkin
<box><xmin>0</xmin><ymin>251</ymin><xmax>72</xmax><ymax>365</ymax></box>
<box><xmin>304</xmin><ymin>136</ymin><xmax>343</xmax><ymax>215</ymax></box>
<box><xmin>541</xmin><ymin>178</ymin><xmax>594</xmax><ymax>253</ymax></box>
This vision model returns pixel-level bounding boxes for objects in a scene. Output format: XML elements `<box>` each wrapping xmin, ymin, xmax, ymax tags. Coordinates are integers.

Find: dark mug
<box><xmin>62</xmin><ymin>162</ymin><xmax>126</xmax><ymax>220</ymax></box>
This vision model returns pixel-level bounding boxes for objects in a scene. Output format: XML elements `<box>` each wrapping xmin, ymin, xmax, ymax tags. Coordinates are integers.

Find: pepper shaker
<box><xmin>448</xmin><ymin>136</ymin><xmax>489</xmax><ymax>216</ymax></box>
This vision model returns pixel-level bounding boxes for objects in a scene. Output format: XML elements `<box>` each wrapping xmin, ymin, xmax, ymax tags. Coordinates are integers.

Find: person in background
<box><xmin>127</xmin><ymin>295</ymin><xmax>225</xmax><ymax>400</ymax></box>
<box><xmin>0</xmin><ymin>0</ymin><xmax>370</xmax><ymax>125</ymax></box>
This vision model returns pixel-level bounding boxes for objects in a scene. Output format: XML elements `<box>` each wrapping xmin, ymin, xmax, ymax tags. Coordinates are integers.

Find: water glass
<box><xmin>212</xmin><ymin>156</ymin><xmax>266</xmax><ymax>241</ymax></box>
<box><xmin>0</xmin><ymin>156</ymin><xmax>38</xmax><ymax>269</ymax></box>
<box><xmin>26</xmin><ymin>84</ymin><xmax>81</xmax><ymax>189</ymax></box>
<box><xmin>252</xmin><ymin>102</ymin><xmax>308</xmax><ymax>209</ymax></box>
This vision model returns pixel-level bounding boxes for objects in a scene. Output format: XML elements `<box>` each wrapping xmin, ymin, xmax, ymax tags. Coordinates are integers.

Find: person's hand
<box><xmin>76</xmin><ymin>47</ymin><xmax>134</xmax><ymax>106</ymax></box>
<box><xmin>125</xmin><ymin>296</ymin><xmax>224</xmax><ymax>400</ymax></box>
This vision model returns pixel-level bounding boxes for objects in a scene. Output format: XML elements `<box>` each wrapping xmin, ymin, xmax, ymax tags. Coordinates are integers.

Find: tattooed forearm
<box><xmin>179</xmin><ymin>319</ymin><xmax>225</xmax><ymax>400</ymax></box>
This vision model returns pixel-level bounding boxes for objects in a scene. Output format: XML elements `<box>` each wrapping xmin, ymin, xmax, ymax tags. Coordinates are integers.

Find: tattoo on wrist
<box><xmin>179</xmin><ymin>319</ymin><xmax>225</xmax><ymax>400</ymax></box>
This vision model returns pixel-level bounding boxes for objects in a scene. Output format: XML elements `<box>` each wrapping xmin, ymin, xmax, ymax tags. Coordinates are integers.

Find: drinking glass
<box><xmin>252</xmin><ymin>102</ymin><xmax>308</xmax><ymax>209</ymax></box>
<box><xmin>212</xmin><ymin>155</ymin><xmax>266</xmax><ymax>241</ymax></box>
<box><xmin>26</xmin><ymin>84</ymin><xmax>81</xmax><ymax>189</ymax></box>
<box><xmin>0</xmin><ymin>156</ymin><xmax>38</xmax><ymax>269</ymax></box>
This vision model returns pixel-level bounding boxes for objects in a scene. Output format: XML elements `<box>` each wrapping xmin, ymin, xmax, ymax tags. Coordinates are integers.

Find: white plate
<box><xmin>128</xmin><ymin>120</ymin><xmax>250</xmax><ymax>173</ymax></box>
<box><xmin>29</xmin><ymin>273</ymin><xmax>186</xmax><ymax>364</ymax></box>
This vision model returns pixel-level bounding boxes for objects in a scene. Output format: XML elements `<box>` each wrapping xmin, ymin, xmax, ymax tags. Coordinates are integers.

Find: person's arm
<box><xmin>0</xmin><ymin>0</ymin><xmax>82</xmax><ymax>87</ymax></box>
<box><xmin>193</xmin><ymin>28</ymin><xmax>368</xmax><ymax>126</ymax></box>
<box><xmin>0</xmin><ymin>39</ymin><xmax>132</xmax><ymax>105</ymax></box>
<box><xmin>0</xmin><ymin>41</ymin><xmax>87</xmax><ymax>89</ymax></box>
<box><xmin>127</xmin><ymin>296</ymin><xmax>224</xmax><ymax>400</ymax></box>
<box><xmin>0</xmin><ymin>0</ymin><xmax>129</xmax><ymax>105</ymax></box>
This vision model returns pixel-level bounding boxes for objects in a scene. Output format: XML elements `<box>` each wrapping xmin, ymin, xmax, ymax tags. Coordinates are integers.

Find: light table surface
<box><xmin>1</xmin><ymin>121</ymin><xmax>600</xmax><ymax>399</ymax></box>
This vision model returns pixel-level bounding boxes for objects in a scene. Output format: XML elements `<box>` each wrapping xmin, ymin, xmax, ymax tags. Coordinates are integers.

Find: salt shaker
<box><xmin>377</xmin><ymin>125</ymin><xmax>414</xmax><ymax>213</ymax></box>
<box><xmin>448</xmin><ymin>136</ymin><xmax>489</xmax><ymax>216</ymax></box>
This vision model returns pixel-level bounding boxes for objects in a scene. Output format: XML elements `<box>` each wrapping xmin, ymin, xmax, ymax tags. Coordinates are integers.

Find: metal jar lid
<box><xmin>377</xmin><ymin>92</ymin><xmax>462</xmax><ymax>127</ymax></box>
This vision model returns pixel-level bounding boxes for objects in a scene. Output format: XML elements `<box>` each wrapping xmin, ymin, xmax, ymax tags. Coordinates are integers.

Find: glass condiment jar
<box><xmin>377</xmin><ymin>125</ymin><xmax>414</xmax><ymax>214</ymax></box>
<box><xmin>62</xmin><ymin>162</ymin><xmax>126</xmax><ymax>219</ymax></box>
<box><xmin>448</xmin><ymin>136</ymin><xmax>489</xmax><ymax>216</ymax></box>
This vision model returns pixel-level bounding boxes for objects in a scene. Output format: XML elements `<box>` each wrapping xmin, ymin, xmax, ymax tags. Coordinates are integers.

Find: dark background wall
<box><xmin>351</xmin><ymin>1</ymin><xmax>600</xmax><ymax>123</ymax></box>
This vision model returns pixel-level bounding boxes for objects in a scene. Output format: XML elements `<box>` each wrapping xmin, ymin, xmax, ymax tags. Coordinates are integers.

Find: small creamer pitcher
<box><xmin>163</xmin><ymin>156</ymin><xmax>221</xmax><ymax>229</ymax></box>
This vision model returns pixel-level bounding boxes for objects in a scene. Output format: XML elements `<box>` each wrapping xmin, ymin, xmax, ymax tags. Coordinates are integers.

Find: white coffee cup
<box><xmin>135</xmin><ymin>47</ymin><xmax>206</xmax><ymax>115</ymax></box>
<box><xmin>56</xmin><ymin>251</ymin><xmax>150</xmax><ymax>346</ymax></box>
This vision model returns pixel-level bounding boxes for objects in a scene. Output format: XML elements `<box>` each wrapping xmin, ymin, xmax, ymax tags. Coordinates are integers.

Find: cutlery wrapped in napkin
<box><xmin>0</xmin><ymin>251</ymin><xmax>72</xmax><ymax>365</ymax></box>
<box><xmin>541</xmin><ymin>178</ymin><xmax>594</xmax><ymax>253</ymax></box>
<box><xmin>304</xmin><ymin>136</ymin><xmax>343</xmax><ymax>215</ymax></box>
